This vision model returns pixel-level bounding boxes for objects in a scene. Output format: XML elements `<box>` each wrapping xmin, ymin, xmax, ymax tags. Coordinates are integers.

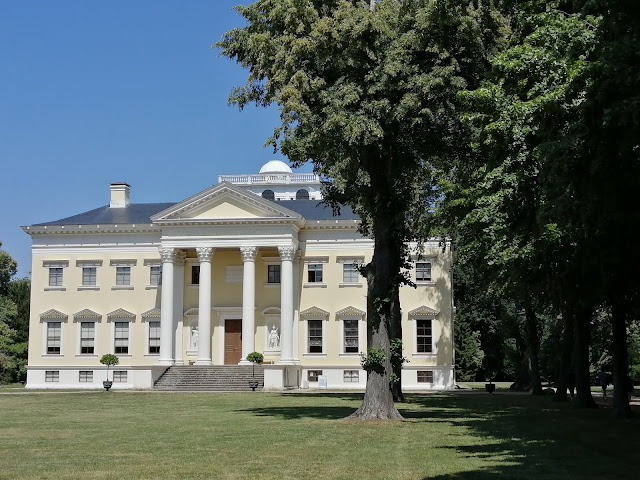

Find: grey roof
<box><xmin>32</xmin><ymin>200</ymin><xmax>358</xmax><ymax>226</ymax></box>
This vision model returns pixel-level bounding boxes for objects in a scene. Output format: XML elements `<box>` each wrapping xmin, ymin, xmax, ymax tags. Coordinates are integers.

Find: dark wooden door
<box><xmin>224</xmin><ymin>319</ymin><xmax>242</xmax><ymax>364</ymax></box>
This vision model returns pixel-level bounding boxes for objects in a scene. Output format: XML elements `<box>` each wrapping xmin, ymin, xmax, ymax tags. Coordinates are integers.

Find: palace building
<box><xmin>23</xmin><ymin>160</ymin><xmax>454</xmax><ymax>390</ymax></box>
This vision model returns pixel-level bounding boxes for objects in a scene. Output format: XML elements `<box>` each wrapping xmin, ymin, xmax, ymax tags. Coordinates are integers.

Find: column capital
<box><xmin>278</xmin><ymin>245</ymin><xmax>296</xmax><ymax>261</ymax></box>
<box><xmin>159</xmin><ymin>247</ymin><xmax>180</xmax><ymax>263</ymax></box>
<box><xmin>196</xmin><ymin>246</ymin><xmax>215</xmax><ymax>262</ymax></box>
<box><xmin>240</xmin><ymin>246</ymin><xmax>258</xmax><ymax>262</ymax></box>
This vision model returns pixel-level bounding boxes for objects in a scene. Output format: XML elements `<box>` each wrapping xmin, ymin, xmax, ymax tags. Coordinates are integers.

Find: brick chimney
<box><xmin>109</xmin><ymin>182</ymin><xmax>130</xmax><ymax>208</ymax></box>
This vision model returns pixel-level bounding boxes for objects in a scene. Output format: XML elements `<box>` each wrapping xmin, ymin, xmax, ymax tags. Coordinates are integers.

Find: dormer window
<box><xmin>296</xmin><ymin>189</ymin><xmax>309</xmax><ymax>200</ymax></box>
<box><xmin>262</xmin><ymin>189</ymin><xmax>275</xmax><ymax>201</ymax></box>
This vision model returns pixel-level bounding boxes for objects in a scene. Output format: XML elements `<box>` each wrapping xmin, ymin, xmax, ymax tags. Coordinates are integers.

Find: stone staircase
<box><xmin>154</xmin><ymin>365</ymin><xmax>264</xmax><ymax>391</ymax></box>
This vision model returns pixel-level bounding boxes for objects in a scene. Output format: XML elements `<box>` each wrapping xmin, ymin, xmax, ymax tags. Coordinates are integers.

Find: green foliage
<box><xmin>360</xmin><ymin>346</ymin><xmax>386</xmax><ymax>372</ymax></box>
<box><xmin>246</xmin><ymin>352</ymin><xmax>264</xmax><ymax>364</ymax></box>
<box><xmin>100</xmin><ymin>354</ymin><xmax>119</xmax><ymax>367</ymax></box>
<box><xmin>0</xmin><ymin>243</ymin><xmax>28</xmax><ymax>384</ymax></box>
<box><xmin>389</xmin><ymin>338</ymin><xmax>408</xmax><ymax>370</ymax></box>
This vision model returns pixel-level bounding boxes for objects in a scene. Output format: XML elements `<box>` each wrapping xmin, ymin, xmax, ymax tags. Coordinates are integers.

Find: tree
<box><xmin>218</xmin><ymin>0</ymin><xmax>506</xmax><ymax>419</ymax></box>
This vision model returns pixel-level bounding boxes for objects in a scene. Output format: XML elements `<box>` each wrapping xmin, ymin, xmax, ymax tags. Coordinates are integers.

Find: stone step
<box><xmin>154</xmin><ymin>365</ymin><xmax>265</xmax><ymax>392</ymax></box>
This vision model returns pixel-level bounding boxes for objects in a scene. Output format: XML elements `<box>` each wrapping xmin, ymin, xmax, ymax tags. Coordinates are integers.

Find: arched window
<box><xmin>262</xmin><ymin>189</ymin><xmax>275</xmax><ymax>201</ymax></box>
<box><xmin>296</xmin><ymin>189</ymin><xmax>310</xmax><ymax>200</ymax></box>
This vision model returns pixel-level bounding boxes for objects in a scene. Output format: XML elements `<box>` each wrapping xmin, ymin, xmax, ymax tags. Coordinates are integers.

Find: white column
<box><xmin>292</xmin><ymin>251</ymin><xmax>300</xmax><ymax>362</ymax></box>
<box><xmin>239</xmin><ymin>246</ymin><xmax>258</xmax><ymax>364</ymax></box>
<box><xmin>158</xmin><ymin>247</ymin><xmax>177</xmax><ymax>366</ymax></box>
<box><xmin>173</xmin><ymin>252</ymin><xmax>186</xmax><ymax>365</ymax></box>
<box><xmin>278</xmin><ymin>245</ymin><xmax>296</xmax><ymax>364</ymax></box>
<box><xmin>195</xmin><ymin>247</ymin><xmax>214</xmax><ymax>365</ymax></box>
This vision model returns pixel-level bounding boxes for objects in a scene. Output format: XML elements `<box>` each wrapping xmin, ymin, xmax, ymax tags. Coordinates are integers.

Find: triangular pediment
<box><xmin>408</xmin><ymin>305</ymin><xmax>440</xmax><ymax>318</ymax></box>
<box><xmin>151</xmin><ymin>182</ymin><xmax>302</xmax><ymax>222</ymax></box>
<box><xmin>141</xmin><ymin>308</ymin><xmax>161</xmax><ymax>318</ymax></box>
<box><xmin>300</xmin><ymin>306</ymin><xmax>330</xmax><ymax>319</ymax></box>
<box><xmin>336</xmin><ymin>306</ymin><xmax>366</xmax><ymax>317</ymax></box>
<box><xmin>40</xmin><ymin>309</ymin><xmax>67</xmax><ymax>320</ymax></box>
<box><xmin>73</xmin><ymin>309</ymin><xmax>102</xmax><ymax>319</ymax></box>
<box><xmin>107</xmin><ymin>308</ymin><xmax>135</xmax><ymax>319</ymax></box>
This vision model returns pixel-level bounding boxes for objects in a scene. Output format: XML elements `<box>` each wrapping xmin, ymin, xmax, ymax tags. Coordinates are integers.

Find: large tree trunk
<box><xmin>573</xmin><ymin>303</ymin><xmax>597</xmax><ymax>408</ymax></box>
<box><xmin>524</xmin><ymin>301</ymin><xmax>543</xmax><ymax>395</ymax></box>
<box><xmin>553</xmin><ymin>308</ymin><xmax>575</xmax><ymax>402</ymax></box>
<box><xmin>611</xmin><ymin>299</ymin><xmax>631</xmax><ymax>419</ymax></box>
<box><xmin>390</xmin><ymin>288</ymin><xmax>405</xmax><ymax>403</ymax></box>
<box><xmin>349</xmin><ymin>212</ymin><xmax>403</xmax><ymax>420</ymax></box>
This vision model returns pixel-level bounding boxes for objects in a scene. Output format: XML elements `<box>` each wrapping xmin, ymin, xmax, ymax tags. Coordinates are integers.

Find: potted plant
<box><xmin>246</xmin><ymin>351</ymin><xmax>264</xmax><ymax>391</ymax></box>
<box><xmin>100</xmin><ymin>354</ymin><xmax>119</xmax><ymax>391</ymax></box>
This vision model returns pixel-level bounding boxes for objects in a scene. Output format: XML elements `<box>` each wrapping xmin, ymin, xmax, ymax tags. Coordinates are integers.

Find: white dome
<box><xmin>259</xmin><ymin>160</ymin><xmax>292</xmax><ymax>174</ymax></box>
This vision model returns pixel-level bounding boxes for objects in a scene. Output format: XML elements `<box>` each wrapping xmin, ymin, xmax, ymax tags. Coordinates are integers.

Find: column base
<box><xmin>238</xmin><ymin>359</ymin><xmax>252</xmax><ymax>365</ymax></box>
<box><xmin>277</xmin><ymin>359</ymin><xmax>299</xmax><ymax>366</ymax></box>
<box><xmin>158</xmin><ymin>359</ymin><xmax>174</xmax><ymax>366</ymax></box>
<box><xmin>195</xmin><ymin>359</ymin><xmax>212</xmax><ymax>366</ymax></box>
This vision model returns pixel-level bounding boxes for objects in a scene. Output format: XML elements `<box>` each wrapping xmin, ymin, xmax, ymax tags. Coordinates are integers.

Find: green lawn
<box><xmin>0</xmin><ymin>390</ymin><xmax>637</xmax><ymax>480</ymax></box>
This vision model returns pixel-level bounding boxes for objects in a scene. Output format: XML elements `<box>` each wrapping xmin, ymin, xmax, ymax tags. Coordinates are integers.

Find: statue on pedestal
<box><xmin>268</xmin><ymin>324</ymin><xmax>280</xmax><ymax>350</ymax></box>
<box><xmin>190</xmin><ymin>325</ymin><xmax>199</xmax><ymax>350</ymax></box>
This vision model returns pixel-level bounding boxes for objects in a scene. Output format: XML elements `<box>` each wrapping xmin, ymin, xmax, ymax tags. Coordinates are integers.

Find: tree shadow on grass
<box><xmin>403</xmin><ymin>393</ymin><xmax>639</xmax><ymax>480</ymax></box>
<box><xmin>240</xmin><ymin>391</ymin><xmax>639</xmax><ymax>479</ymax></box>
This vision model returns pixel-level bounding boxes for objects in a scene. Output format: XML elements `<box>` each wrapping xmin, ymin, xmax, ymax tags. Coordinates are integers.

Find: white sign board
<box><xmin>318</xmin><ymin>375</ymin><xmax>328</xmax><ymax>388</ymax></box>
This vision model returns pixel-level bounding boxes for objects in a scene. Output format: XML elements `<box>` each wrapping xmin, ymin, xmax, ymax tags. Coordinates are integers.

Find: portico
<box><xmin>149</xmin><ymin>181</ymin><xmax>305</xmax><ymax>367</ymax></box>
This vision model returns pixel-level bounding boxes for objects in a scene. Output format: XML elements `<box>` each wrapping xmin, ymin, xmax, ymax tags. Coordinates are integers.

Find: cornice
<box><xmin>408</xmin><ymin>305</ymin><xmax>440</xmax><ymax>318</ymax></box>
<box><xmin>107</xmin><ymin>308</ymin><xmax>136</xmax><ymax>319</ymax></box>
<box><xmin>22</xmin><ymin>224</ymin><xmax>160</xmax><ymax>236</ymax></box>
<box><xmin>141</xmin><ymin>308</ymin><xmax>161</xmax><ymax>318</ymax></box>
<box><xmin>336</xmin><ymin>306</ymin><xmax>366</xmax><ymax>317</ymax></box>
<box><xmin>300</xmin><ymin>306</ymin><xmax>330</xmax><ymax>319</ymax></box>
<box><xmin>40</xmin><ymin>309</ymin><xmax>68</xmax><ymax>320</ymax></box>
<box><xmin>73</xmin><ymin>309</ymin><xmax>102</xmax><ymax>320</ymax></box>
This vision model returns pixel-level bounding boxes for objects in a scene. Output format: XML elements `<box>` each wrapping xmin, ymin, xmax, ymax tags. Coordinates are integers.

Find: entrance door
<box><xmin>224</xmin><ymin>319</ymin><xmax>242</xmax><ymax>364</ymax></box>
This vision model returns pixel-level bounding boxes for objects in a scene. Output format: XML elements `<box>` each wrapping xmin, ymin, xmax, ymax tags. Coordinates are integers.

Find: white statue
<box><xmin>190</xmin><ymin>325</ymin><xmax>199</xmax><ymax>350</ymax></box>
<box><xmin>268</xmin><ymin>324</ymin><xmax>280</xmax><ymax>349</ymax></box>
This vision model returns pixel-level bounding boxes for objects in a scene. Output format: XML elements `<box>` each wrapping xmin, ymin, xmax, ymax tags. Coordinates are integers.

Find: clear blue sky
<box><xmin>0</xmin><ymin>1</ymin><xmax>300</xmax><ymax>278</ymax></box>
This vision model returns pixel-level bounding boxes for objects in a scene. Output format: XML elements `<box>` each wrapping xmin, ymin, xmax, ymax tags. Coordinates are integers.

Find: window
<box><xmin>296</xmin><ymin>189</ymin><xmax>309</xmax><ymax>200</ymax></box>
<box><xmin>116</xmin><ymin>266</ymin><xmax>131</xmax><ymax>286</ymax></box>
<box><xmin>114</xmin><ymin>322</ymin><xmax>129</xmax><ymax>354</ymax></box>
<box><xmin>344</xmin><ymin>370</ymin><xmax>359</xmax><ymax>383</ymax></box>
<box><xmin>268</xmin><ymin>264</ymin><xmax>281</xmax><ymax>284</ymax></box>
<box><xmin>113</xmin><ymin>371</ymin><xmax>127</xmax><ymax>383</ymax></box>
<box><xmin>80</xmin><ymin>322</ymin><xmax>95</xmax><ymax>354</ymax></box>
<box><xmin>149</xmin><ymin>265</ymin><xmax>162</xmax><ymax>286</ymax></box>
<box><xmin>82</xmin><ymin>267</ymin><xmax>97</xmax><ymax>286</ymax></box>
<box><xmin>79</xmin><ymin>371</ymin><xmax>93</xmax><ymax>383</ymax></box>
<box><xmin>307</xmin><ymin>264</ymin><xmax>323</xmax><ymax>283</ymax></box>
<box><xmin>262</xmin><ymin>189</ymin><xmax>275</xmax><ymax>201</ymax></box>
<box><xmin>47</xmin><ymin>322</ymin><xmax>61</xmax><ymax>354</ymax></box>
<box><xmin>416</xmin><ymin>319</ymin><xmax>433</xmax><ymax>353</ymax></box>
<box><xmin>49</xmin><ymin>268</ymin><xmax>63</xmax><ymax>287</ymax></box>
<box><xmin>343</xmin><ymin>320</ymin><xmax>359</xmax><ymax>353</ymax></box>
<box><xmin>416</xmin><ymin>262</ymin><xmax>432</xmax><ymax>282</ymax></box>
<box><xmin>417</xmin><ymin>370</ymin><xmax>434</xmax><ymax>383</ymax></box>
<box><xmin>45</xmin><ymin>371</ymin><xmax>59</xmax><ymax>382</ymax></box>
<box><xmin>343</xmin><ymin>263</ymin><xmax>359</xmax><ymax>283</ymax></box>
<box><xmin>308</xmin><ymin>370</ymin><xmax>322</xmax><ymax>382</ymax></box>
<box><xmin>308</xmin><ymin>320</ymin><xmax>323</xmax><ymax>353</ymax></box>
<box><xmin>148</xmin><ymin>321</ymin><xmax>160</xmax><ymax>354</ymax></box>
<box><xmin>191</xmin><ymin>265</ymin><xmax>200</xmax><ymax>285</ymax></box>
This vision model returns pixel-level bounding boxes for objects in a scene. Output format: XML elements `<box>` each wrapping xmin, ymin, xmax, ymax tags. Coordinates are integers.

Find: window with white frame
<box><xmin>308</xmin><ymin>370</ymin><xmax>322</xmax><ymax>382</ymax></box>
<box><xmin>343</xmin><ymin>370</ymin><xmax>359</xmax><ymax>383</ymax></box>
<box><xmin>149</xmin><ymin>266</ymin><xmax>162</xmax><ymax>286</ymax></box>
<box><xmin>268</xmin><ymin>264</ymin><xmax>281</xmax><ymax>284</ymax></box>
<box><xmin>79</xmin><ymin>371</ymin><xmax>93</xmax><ymax>383</ymax></box>
<box><xmin>343</xmin><ymin>319</ymin><xmax>359</xmax><ymax>353</ymax></box>
<box><xmin>114</xmin><ymin>322</ymin><xmax>129</xmax><ymax>354</ymax></box>
<box><xmin>416</xmin><ymin>319</ymin><xmax>433</xmax><ymax>353</ymax></box>
<box><xmin>80</xmin><ymin>322</ymin><xmax>95</xmax><ymax>354</ymax></box>
<box><xmin>82</xmin><ymin>267</ymin><xmax>97</xmax><ymax>286</ymax></box>
<box><xmin>308</xmin><ymin>320</ymin><xmax>323</xmax><ymax>353</ymax></box>
<box><xmin>116</xmin><ymin>266</ymin><xmax>131</xmax><ymax>285</ymax></box>
<box><xmin>416</xmin><ymin>262</ymin><xmax>432</xmax><ymax>282</ymax></box>
<box><xmin>47</xmin><ymin>322</ymin><xmax>61</xmax><ymax>354</ymax></box>
<box><xmin>307</xmin><ymin>264</ymin><xmax>323</xmax><ymax>283</ymax></box>
<box><xmin>45</xmin><ymin>371</ymin><xmax>59</xmax><ymax>382</ymax></box>
<box><xmin>113</xmin><ymin>371</ymin><xmax>127</xmax><ymax>383</ymax></box>
<box><xmin>417</xmin><ymin>370</ymin><xmax>434</xmax><ymax>383</ymax></box>
<box><xmin>342</xmin><ymin>263</ymin><xmax>359</xmax><ymax>283</ymax></box>
<box><xmin>148</xmin><ymin>321</ymin><xmax>160</xmax><ymax>354</ymax></box>
<box><xmin>48</xmin><ymin>268</ymin><xmax>63</xmax><ymax>287</ymax></box>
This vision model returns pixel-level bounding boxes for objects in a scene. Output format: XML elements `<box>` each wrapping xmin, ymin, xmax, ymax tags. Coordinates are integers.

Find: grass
<box><xmin>0</xmin><ymin>389</ymin><xmax>638</xmax><ymax>480</ymax></box>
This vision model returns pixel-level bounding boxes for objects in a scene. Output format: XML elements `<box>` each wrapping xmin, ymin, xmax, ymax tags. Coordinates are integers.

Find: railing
<box><xmin>218</xmin><ymin>173</ymin><xmax>320</xmax><ymax>185</ymax></box>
